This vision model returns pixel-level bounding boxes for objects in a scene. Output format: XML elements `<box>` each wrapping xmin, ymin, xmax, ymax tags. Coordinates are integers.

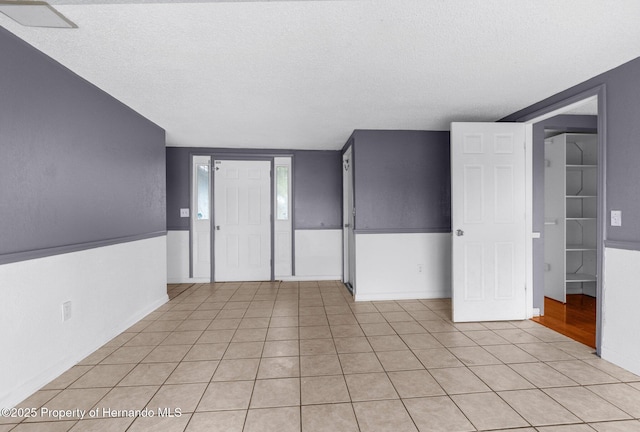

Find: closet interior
<box><xmin>538</xmin><ymin>132</ymin><xmax>598</xmax><ymax>347</ymax></box>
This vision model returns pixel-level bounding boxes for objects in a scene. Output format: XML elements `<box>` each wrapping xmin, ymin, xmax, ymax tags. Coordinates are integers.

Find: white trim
<box><xmin>356</xmin><ymin>290</ymin><xmax>450</xmax><ymax>302</ymax></box>
<box><xmin>525</xmin><ymin>123</ymin><xmax>534</xmax><ymax>318</ymax></box>
<box><xmin>278</xmin><ymin>276</ymin><xmax>342</xmax><ymax>282</ymax></box>
<box><xmin>168</xmin><ymin>277</ymin><xmax>210</xmax><ymax>284</ymax></box>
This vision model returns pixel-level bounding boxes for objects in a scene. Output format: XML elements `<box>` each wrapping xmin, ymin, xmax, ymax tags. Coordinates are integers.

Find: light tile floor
<box><xmin>3</xmin><ymin>281</ymin><xmax>640</xmax><ymax>432</ymax></box>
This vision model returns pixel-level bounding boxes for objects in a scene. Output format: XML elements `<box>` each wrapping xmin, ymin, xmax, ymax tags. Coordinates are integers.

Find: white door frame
<box><xmin>517</xmin><ymin>86</ymin><xmax>606</xmax><ymax>354</ymax></box>
<box><xmin>342</xmin><ymin>145</ymin><xmax>355</xmax><ymax>292</ymax></box>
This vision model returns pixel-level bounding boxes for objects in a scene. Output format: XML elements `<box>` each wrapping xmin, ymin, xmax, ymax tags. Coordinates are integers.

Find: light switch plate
<box><xmin>611</xmin><ymin>210</ymin><xmax>622</xmax><ymax>227</ymax></box>
<box><xmin>180</xmin><ymin>208</ymin><xmax>190</xmax><ymax>218</ymax></box>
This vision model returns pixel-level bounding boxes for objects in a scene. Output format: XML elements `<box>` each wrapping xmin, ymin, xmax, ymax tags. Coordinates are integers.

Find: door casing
<box><xmin>518</xmin><ymin>87</ymin><xmax>606</xmax><ymax>354</ymax></box>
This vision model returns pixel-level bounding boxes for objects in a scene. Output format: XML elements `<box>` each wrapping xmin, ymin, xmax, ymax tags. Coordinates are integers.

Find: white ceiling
<box><xmin>2</xmin><ymin>0</ymin><xmax>640</xmax><ymax>150</ymax></box>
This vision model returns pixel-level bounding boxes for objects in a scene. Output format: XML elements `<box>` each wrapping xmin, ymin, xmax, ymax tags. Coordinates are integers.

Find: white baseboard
<box><xmin>279</xmin><ymin>275</ymin><xmax>342</xmax><ymax>282</ymax></box>
<box><xmin>355</xmin><ymin>289</ymin><xmax>450</xmax><ymax>302</ymax></box>
<box><xmin>167</xmin><ymin>277</ymin><xmax>209</xmax><ymax>284</ymax></box>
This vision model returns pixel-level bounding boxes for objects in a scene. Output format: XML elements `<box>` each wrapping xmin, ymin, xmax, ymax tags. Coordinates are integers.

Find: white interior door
<box><xmin>214</xmin><ymin>160</ymin><xmax>271</xmax><ymax>282</ymax></box>
<box><xmin>342</xmin><ymin>147</ymin><xmax>355</xmax><ymax>291</ymax></box>
<box><xmin>451</xmin><ymin>122</ymin><xmax>528</xmax><ymax>322</ymax></box>
<box><xmin>192</xmin><ymin>155</ymin><xmax>211</xmax><ymax>280</ymax></box>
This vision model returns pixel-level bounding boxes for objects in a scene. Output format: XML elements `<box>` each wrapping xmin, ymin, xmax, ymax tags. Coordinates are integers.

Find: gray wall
<box><xmin>504</xmin><ymin>56</ymin><xmax>640</xmax><ymax>248</ymax></box>
<box><xmin>293</xmin><ymin>151</ymin><xmax>342</xmax><ymax>229</ymax></box>
<box><xmin>0</xmin><ymin>27</ymin><xmax>166</xmax><ymax>264</ymax></box>
<box><xmin>351</xmin><ymin>130</ymin><xmax>450</xmax><ymax>232</ymax></box>
<box><xmin>165</xmin><ymin>147</ymin><xmax>342</xmax><ymax>231</ymax></box>
<box><xmin>166</xmin><ymin>147</ymin><xmax>192</xmax><ymax>231</ymax></box>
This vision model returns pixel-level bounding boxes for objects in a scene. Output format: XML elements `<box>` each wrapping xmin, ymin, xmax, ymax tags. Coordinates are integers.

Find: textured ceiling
<box><xmin>2</xmin><ymin>0</ymin><xmax>640</xmax><ymax>149</ymax></box>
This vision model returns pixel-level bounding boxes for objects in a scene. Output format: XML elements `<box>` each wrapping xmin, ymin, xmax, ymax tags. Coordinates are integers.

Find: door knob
<box><xmin>456</xmin><ymin>229</ymin><xmax>464</xmax><ymax>236</ymax></box>
<box><xmin>216</xmin><ymin>226</ymin><xmax>220</xmax><ymax>230</ymax></box>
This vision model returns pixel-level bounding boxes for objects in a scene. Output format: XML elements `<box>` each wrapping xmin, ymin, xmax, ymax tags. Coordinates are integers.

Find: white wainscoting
<box><xmin>354</xmin><ymin>232</ymin><xmax>451</xmax><ymax>301</ymax></box>
<box><xmin>0</xmin><ymin>236</ymin><xmax>168</xmax><ymax>409</ymax></box>
<box><xmin>167</xmin><ymin>230</ymin><xmax>199</xmax><ymax>283</ymax></box>
<box><xmin>167</xmin><ymin>230</ymin><xmax>210</xmax><ymax>283</ymax></box>
<box><xmin>601</xmin><ymin>247</ymin><xmax>640</xmax><ymax>376</ymax></box>
<box><xmin>292</xmin><ymin>229</ymin><xmax>342</xmax><ymax>280</ymax></box>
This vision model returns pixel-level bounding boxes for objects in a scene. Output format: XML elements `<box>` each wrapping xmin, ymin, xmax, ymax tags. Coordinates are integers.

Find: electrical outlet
<box><xmin>611</xmin><ymin>210</ymin><xmax>622</xmax><ymax>227</ymax></box>
<box><xmin>180</xmin><ymin>208</ymin><xmax>190</xmax><ymax>218</ymax></box>
<box><xmin>62</xmin><ymin>301</ymin><xmax>72</xmax><ymax>322</ymax></box>
<box><xmin>417</xmin><ymin>264</ymin><xmax>423</xmax><ymax>273</ymax></box>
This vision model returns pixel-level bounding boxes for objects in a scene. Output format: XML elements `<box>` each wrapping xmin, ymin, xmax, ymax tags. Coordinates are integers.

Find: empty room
<box><xmin>2</xmin><ymin>1</ymin><xmax>640</xmax><ymax>431</ymax></box>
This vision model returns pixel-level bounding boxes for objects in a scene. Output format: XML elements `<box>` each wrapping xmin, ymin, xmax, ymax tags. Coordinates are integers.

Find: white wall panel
<box><xmin>0</xmin><ymin>236</ymin><xmax>168</xmax><ymax>409</ymax></box>
<box><xmin>355</xmin><ymin>233</ymin><xmax>451</xmax><ymax>301</ymax></box>
<box><xmin>167</xmin><ymin>230</ymin><xmax>191</xmax><ymax>283</ymax></box>
<box><xmin>601</xmin><ymin>247</ymin><xmax>640</xmax><ymax>376</ymax></box>
<box><xmin>293</xmin><ymin>230</ymin><xmax>342</xmax><ymax>280</ymax></box>
<box><xmin>167</xmin><ymin>230</ymin><xmax>212</xmax><ymax>283</ymax></box>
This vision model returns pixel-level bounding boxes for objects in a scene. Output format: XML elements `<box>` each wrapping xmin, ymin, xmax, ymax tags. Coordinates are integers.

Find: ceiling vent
<box><xmin>0</xmin><ymin>1</ymin><xmax>76</xmax><ymax>28</ymax></box>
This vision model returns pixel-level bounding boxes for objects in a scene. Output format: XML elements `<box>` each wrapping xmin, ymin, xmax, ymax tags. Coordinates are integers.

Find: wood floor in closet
<box><xmin>532</xmin><ymin>294</ymin><xmax>596</xmax><ymax>348</ymax></box>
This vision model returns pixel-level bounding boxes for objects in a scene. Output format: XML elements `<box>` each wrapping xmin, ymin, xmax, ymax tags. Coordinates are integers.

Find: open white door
<box><xmin>451</xmin><ymin>122</ymin><xmax>529</xmax><ymax>322</ymax></box>
<box><xmin>214</xmin><ymin>160</ymin><xmax>272</xmax><ymax>282</ymax></box>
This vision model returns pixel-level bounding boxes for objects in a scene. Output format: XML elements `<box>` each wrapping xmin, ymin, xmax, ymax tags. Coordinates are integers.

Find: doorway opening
<box><xmin>190</xmin><ymin>156</ymin><xmax>287</xmax><ymax>283</ymax></box>
<box><xmin>523</xmin><ymin>91</ymin><xmax>604</xmax><ymax>351</ymax></box>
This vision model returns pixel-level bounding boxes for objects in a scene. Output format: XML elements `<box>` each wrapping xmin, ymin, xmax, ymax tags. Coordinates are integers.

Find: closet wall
<box><xmin>345</xmin><ymin>130</ymin><xmax>451</xmax><ymax>300</ymax></box>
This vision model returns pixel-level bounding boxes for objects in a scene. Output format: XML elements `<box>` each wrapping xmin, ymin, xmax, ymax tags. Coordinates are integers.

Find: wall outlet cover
<box><xmin>180</xmin><ymin>208</ymin><xmax>190</xmax><ymax>218</ymax></box>
<box><xmin>611</xmin><ymin>210</ymin><xmax>622</xmax><ymax>227</ymax></box>
<box><xmin>62</xmin><ymin>301</ymin><xmax>72</xmax><ymax>322</ymax></box>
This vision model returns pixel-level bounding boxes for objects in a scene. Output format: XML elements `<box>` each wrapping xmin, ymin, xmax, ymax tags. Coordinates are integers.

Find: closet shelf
<box><xmin>566</xmin><ymin>244</ymin><xmax>596</xmax><ymax>251</ymax></box>
<box><xmin>544</xmin><ymin>132</ymin><xmax>598</xmax><ymax>303</ymax></box>
<box><xmin>566</xmin><ymin>164</ymin><xmax>597</xmax><ymax>169</ymax></box>
<box><xmin>566</xmin><ymin>273</ymin><xmax>597</xmax><ymax>283</ymax></box>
